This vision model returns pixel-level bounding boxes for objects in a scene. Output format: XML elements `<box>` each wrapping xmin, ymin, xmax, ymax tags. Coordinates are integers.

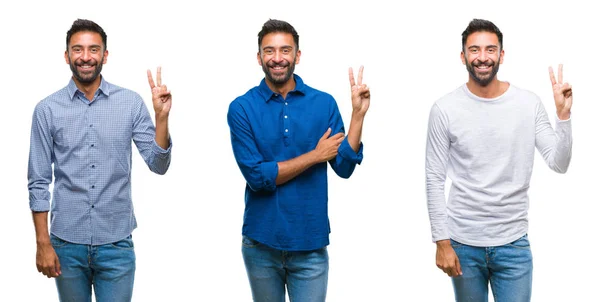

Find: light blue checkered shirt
<box><xmin>28</xmin><ymin>77</ymin><xmax>171</xmax><ymax>245</ymax></box>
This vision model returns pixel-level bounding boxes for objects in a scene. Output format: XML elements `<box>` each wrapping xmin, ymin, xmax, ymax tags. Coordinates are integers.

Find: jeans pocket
<box><xmin>242</xmin><ymin>236</ymin><xmax>260</xmax><ymax>248</ymax></box>
<box><xmin>450</xmin><ymin>239</ymin><xmax>463</xmax><ymax>249</ymax></box>
<box><xmin>110</xmin><ymin>236</ymin><xmax>135</xmax><ymax>250</ymax></box>
<box><xmin>508</xmin><ymin>234</ymin><xmax>530</xmax><ymax>249</ymax></box>
<box><xmin>50</xmin><ymin>234</ymin><xmax>69</xmax><ymax>248</ymax></box>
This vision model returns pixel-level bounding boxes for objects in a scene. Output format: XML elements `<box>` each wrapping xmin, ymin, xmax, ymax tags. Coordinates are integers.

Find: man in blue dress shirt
<box><xmin>227</xmin><ymin>19</ymin><xmax>370</xmax><ymax>301</ymax></box>
<box><xmin>28</xmin><ymin>19</ymin><xmax>172</xmax><ymax>301</ymax></box>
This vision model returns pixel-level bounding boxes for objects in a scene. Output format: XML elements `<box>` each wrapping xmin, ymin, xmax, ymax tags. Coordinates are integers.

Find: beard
<box><xmin>466</xmin><ymin>59</ymin><xmax>500</xmax><ymax>87</ymax></box>
<box><xmin>261</xmin><ymin>57</ymin><xmax>296</xmax><ymax>85</ymax></box>
<box><xmin>68</xmin><ymin>57</ymin><xmax>104</xmax><ymax>84</ymax></box>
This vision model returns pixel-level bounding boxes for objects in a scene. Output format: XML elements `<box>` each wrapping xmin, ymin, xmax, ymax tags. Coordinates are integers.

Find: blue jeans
<box><xmin>50</xmin><ymin>234</ymin><xmax>136</xmax><ymax>302</ymax></box>
<box><xmin>451</xmin><ymin>234</ymin><xmax>533</xmax><ymax>302</ymax></box>
<box><xmin>241</xmin><ymin>236</ymin><xmax>329</xmax><ymax>302</ymax></box>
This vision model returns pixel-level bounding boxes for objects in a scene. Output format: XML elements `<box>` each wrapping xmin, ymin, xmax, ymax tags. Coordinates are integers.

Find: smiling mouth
<box><xmin>475</xmin><ymin>64</ymin><xmax>492</xmax><ymax>72</ymax></box>
<box><xmin>270</xmin><ymin>65</ymin><xmax>287</xmax><ymax>71</ymax></box>
<box><xmin>77</xmin><ymin>64</ymin><xmax>95</xmax><ymax>72</ymax></box>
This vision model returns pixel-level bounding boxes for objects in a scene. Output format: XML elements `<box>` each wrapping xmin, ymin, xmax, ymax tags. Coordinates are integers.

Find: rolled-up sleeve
<box><xmin>328</xmin><ymin>99</ymin><xmax>363</xmax><ymax>179</ymax></box>
<box><xmin>28</xmin><ymin>103</ymin><xmax>53</xmax><ymax>212</ymax></box>
<box><xmin>227</xmin><ymin>100</ymin><xmax>278</xmax><ymax>192</ymax></box>
<box><xmin>132</xmin><ymin>96</ymin><xmax>171</xmax><ymax>175</ymax></box>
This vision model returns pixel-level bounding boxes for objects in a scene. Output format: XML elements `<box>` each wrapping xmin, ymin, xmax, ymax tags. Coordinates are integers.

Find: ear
<box><xmin>499</xmin><ymin>49</ymin><xmax>504</xmax><ymax>64</ymax></box>
<box><xmin>295</xmin><ymin>49</ymin><xmax>301</xmax><ymax>65</ymax></box>
<box><xmin>460</xmin><ymin>51</ymin><xmax>466</xmax><ymax>65</ymax></box>
<box><xmin>103</xmin><ymin>50</ymin><xmax>109</xmax><ymax>64</ymax></box>
<box><xmin>64</xmin><ymin>50</ymin><xmax>69</xmax><ymax>64</ymax></box>
<box><xmin>257</xmin><ymin>52</ymin><xmax>262</xmax><ymax>66</ymax></box>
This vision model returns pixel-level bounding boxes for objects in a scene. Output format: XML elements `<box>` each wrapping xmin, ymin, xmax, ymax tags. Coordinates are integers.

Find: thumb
<box><xmin>455</xmin><ymin>256</ymin><xmax>462</xmax><ymax>276</ymax></box>
<box><xmin>55</xmin><ymin>255</ymin><xmax>62</xmax><ymax>276</ymax></box>
<box><xmin>319</xmin><ymin>128</ymin><xmax>332</xmax><ymax>141</ymax></box>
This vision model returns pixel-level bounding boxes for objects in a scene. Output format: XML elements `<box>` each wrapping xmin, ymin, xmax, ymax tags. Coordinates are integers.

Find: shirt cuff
<box><xmin>337</xmin><ymin>138</ymin><xmax>363</xmax><ymax>164</ymax></box>
<box><xmin>30</xmin><ymin>199</ymin><xmax>50</xmax><ymax>212</ymax></box>
<box><xmin>260</xmin><ymin>161</ymin><xmax>278</xmax><ymax>191</ymax></box>
<box><xmin>152</xmin><ymin>137</ymin><xmax>172</xmax><ymax>157</ymax></box>
<box><xmin>432</xmin><ymin>229</ymin><xmax>450</xmax><ymax>243</ymax></box>
<box><xmin>555</xmin><ymin>113</ymin><xmax>572</xmax><ymax>122</ymax></box>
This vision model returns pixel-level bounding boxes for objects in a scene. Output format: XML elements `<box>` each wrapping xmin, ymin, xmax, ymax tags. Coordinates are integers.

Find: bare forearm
<box><xmin>32</xmin><ymin>212</ymin><xmax>50</xmax><ymax>244</ymax></box>
<box><xmin>276</xmin><ymin>151</ymin><xmax>319</xmax><ymax>185</ymax></box>
<box><xmin>155</xmin><ymin>115</ymin><xmax>170</xmax><ymax>150</ymax></box>
<box><xmin>347</xmin><ymin>112</ymin><xmax>365</xmax><ymax>152</ymax></box>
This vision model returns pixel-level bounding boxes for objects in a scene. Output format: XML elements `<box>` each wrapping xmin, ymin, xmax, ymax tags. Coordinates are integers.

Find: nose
<box><xmin>272</xmin><ymin>50</ymin><xmax>284</xmax><ymax>62</ymax></box>
<box><xmin>81</xmin><ymin>49</ymin><xmax>92</xmax><ymax>61</ymax></box>
<box><xmin>477</xmin><ymin>51</ymin><xmax>488</xmax><ymax>62</ymax></box>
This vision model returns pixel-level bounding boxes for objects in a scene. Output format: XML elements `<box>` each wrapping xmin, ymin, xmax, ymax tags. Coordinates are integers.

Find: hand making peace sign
<box><xmin>548</xmin><ymin>64</ymin><xmax>572</xmax><ymax>120</ymax></box>
<box><xmin>349</xmin><ymin>66</ymin><xmax>370</xmax><ymax>117</ymax></box>
<box><xmin>147</xmin><ymin>66</ymin><xmax>172</xmax><ymax>118</ymax></box>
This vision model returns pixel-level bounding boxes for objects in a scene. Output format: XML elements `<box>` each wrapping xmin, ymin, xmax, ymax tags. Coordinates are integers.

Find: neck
<box><xmin>265</xmin><ymin>77</ymin><xmax>296</xmax><ymax>99</ymax></box>
<box><xmin>73</xmin><ymin>75</ymin><xmax>102</xmax><ymax>101</ymax></box>
<box><xmin>466</xmin><ymin>77</ymin><xmax>508</xmax><ymax>99</ymax></box>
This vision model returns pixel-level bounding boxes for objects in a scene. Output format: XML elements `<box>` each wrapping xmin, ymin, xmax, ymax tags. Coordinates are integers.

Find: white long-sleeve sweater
<box><xmin>426</xmin><ymin>84</ymin><xmax>572</xmax><ymax>247</ymax></box>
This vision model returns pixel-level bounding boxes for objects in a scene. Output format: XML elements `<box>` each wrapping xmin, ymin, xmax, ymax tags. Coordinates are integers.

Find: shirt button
<box><xmin>285</xmin><ymin>129</ymin><xmax>289</xmax><ymax>133</ymax></box>
<box><xmin>91</xmin><ymin>144</ymin><xmax>95</xmax><ymax>147</ymax></box>
<box><xmin>285</xmin><ymin>102</ymin><xmax>288</xmax><ymax>106</ymax></box>
<box><xmin>89</xmin><ymin>124</ymin><xmax>93</xmax><ymax>127</ymax></box>
<box><xmin>284</xmin><ymin>115</ymin><xmax>288</xmax><ymax>119</ymax></box>
<box><xmin>91</xmin><ymin>165</ymin><xmax>95</xmax><ymax>168</ymax></box>
<box><xmin>91</xmin><ymin>205</ymin><xmax>95</xmax><ymax>208</ymax></box>
<box><xmin>91</xmin><ymin>185</ymin><xmax>95</xmax><ymax>189</ymax></box>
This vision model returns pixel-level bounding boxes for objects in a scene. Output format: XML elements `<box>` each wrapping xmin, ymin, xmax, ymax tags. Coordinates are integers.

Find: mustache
<box><xmin>74</xmin><ymin>59</ymin><xmax>97</xmax><ymax>66</ymax></box>
<box><xmin>473</xmin><ymin>60</ymin><xmax>493</xmax><ymax>67</ymax></box>
<box><xmin>267</xmin><ymin>61</ymin><xmax>289</xmax><ymax>68</ymax></box>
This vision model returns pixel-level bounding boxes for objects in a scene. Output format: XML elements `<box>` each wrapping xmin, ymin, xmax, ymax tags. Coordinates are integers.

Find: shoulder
<box><xmin>433</xmin><ymin>85</ymin><xmax>465</xmax><ymax>110</ymax></box>
<box><xmin>508</xmin><ymin>84</ymin><xmax>541</xmax><ymax>104</ymax></box>
<box><xmin>105</xmin><ymin>82</ymin><xmax>144</xmax><ymax>104</ymax></box>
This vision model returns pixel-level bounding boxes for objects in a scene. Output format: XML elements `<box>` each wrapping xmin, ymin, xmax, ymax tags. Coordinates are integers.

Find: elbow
<box><xmin>150</xmin><ymin>161</ymin><xmax>171</xmax><ymax>175</ymax></box>
<box><xmin>549</xmin><ymin>158</ymin><xmax>571</xmax><ymax>174</ymax></box>
<box><xmin>553</xmin><ymin>166</ymin><xmax>569</xmax><ymax>174</ymax></box>
<box><xmin>247</xmin><ymin>178</ymin><xmax>276</xmax><ymax>192</ymax></box>
<box><xmin>332</xmin><ymin>165</ymin><xmax>355</xmax><ymax>179</ymax></box>
<box><xmin>243</xmin><ymin>162</ymin><xmax>277</xmax><ymax>192</ymax></box>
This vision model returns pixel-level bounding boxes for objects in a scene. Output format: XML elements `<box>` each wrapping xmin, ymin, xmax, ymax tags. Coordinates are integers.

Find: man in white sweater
<box><xmin>425</xmin><ymin>19</ymin><xmax>572</xmax><ymax>302</ymax></box>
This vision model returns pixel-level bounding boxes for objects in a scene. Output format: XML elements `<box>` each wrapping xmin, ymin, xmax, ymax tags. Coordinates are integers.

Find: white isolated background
<box><xmin>1</xmin><ymin>0</ymin><xmax>597</xmax><ymax>301</ymax></box>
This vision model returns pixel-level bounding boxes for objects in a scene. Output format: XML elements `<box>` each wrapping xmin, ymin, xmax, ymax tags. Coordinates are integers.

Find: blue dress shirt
<box><xmin>227</xmin><ymin>74</ymin><xmax>363</xmax><ymax>251</ymax></box>
<box><xmin>28</xmin><ymin>77</ymin><xmax>171</xmax><ymax>245</ymax></box>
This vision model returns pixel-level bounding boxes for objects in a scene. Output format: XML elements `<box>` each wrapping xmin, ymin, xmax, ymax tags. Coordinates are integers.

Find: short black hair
<box><xmin>66</xmin><ymin>19</ymin><xmax>107</xmax><ymax>51</ymax></box>
<box><xmin>461</xmin><ymin>19</ymin><xmax>503</xmax><ymax>51</ymax></box>
<box><xmin>257</xmin><ymin>19</ymin><xmax>299</xmax><ymax>51</ymax></box>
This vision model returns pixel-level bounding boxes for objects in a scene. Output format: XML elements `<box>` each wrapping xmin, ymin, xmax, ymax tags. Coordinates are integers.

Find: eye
<box><xmin>470</xmin><ymin>49</ymin><xmax>478</xmax><ymax>54</ymax></box>
<box><xmin>72</xmin><ymin>47</ymin><xmax>82</xmax><ymax>53</ymax></box>
<box><xmin>263</xmin><ymin>49</ymin><xmax>273</xmax><ymax>55</ymax></box>
<box><xmin>282</xmin><ymin>48</ymin><xmax>290</xmax><ymax>54</ymax></box>
<box><xmin>487</xmin><ymin>48</ymin><xmax>496</xmax><ymax>54</ymax></box>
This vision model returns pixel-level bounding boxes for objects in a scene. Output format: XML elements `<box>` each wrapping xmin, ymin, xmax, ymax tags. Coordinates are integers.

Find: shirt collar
<box><xmin>258</xmin><ymin>74</ymin><xmax>306</xmax><ymax>102</ymax></box>
<box><xmin>67</xmin><ymin>76</ymin><xmax>110</xmax><ymax>101</ymax></box>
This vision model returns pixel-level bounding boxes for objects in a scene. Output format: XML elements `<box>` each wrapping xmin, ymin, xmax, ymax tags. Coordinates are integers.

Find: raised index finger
<box><xmin>147</xmin><ymin>69</ymin><xmax>156</xmax><ymax>89</ymax></box>
<box><xmin>156</xmin><ymin>66</ymin><xmax>162</xmax><ymax>87</ymax></box>
<box><xmin>548</xmin><ymin>66</ymin><xmax>557</xmax><ymax>85</ymax></box>
<box><xmin>357</xmin><ymin>65</ymin><xmax>364</xmax><ymax>86</ymax></box>
<box><xmin>348</xmin><ymin>67</ymin><xmax>356</xmax><ymax>87</ymax></box>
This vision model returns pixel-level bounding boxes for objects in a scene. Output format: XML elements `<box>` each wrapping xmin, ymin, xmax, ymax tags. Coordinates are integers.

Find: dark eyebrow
<box><xmin>468</xmin><ymin>45</ymin><xmax>498</xmax><ymax>49</ymax></box>
<box><xmin>262</xmin><ymin>45</ymin><xmax>293</xmax><ymax>51</ymax></box>
<box><xmin>70</xmin><ymin>44</ymin><xmax>102</xmax><ymax>49</ymax></box>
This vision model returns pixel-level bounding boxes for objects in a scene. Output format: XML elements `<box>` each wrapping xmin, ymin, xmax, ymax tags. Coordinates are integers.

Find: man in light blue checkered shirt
<box><xmin>28</xmin><ymin>19</ymin><xmax>172</xmax><ymax>301</ymax></box>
